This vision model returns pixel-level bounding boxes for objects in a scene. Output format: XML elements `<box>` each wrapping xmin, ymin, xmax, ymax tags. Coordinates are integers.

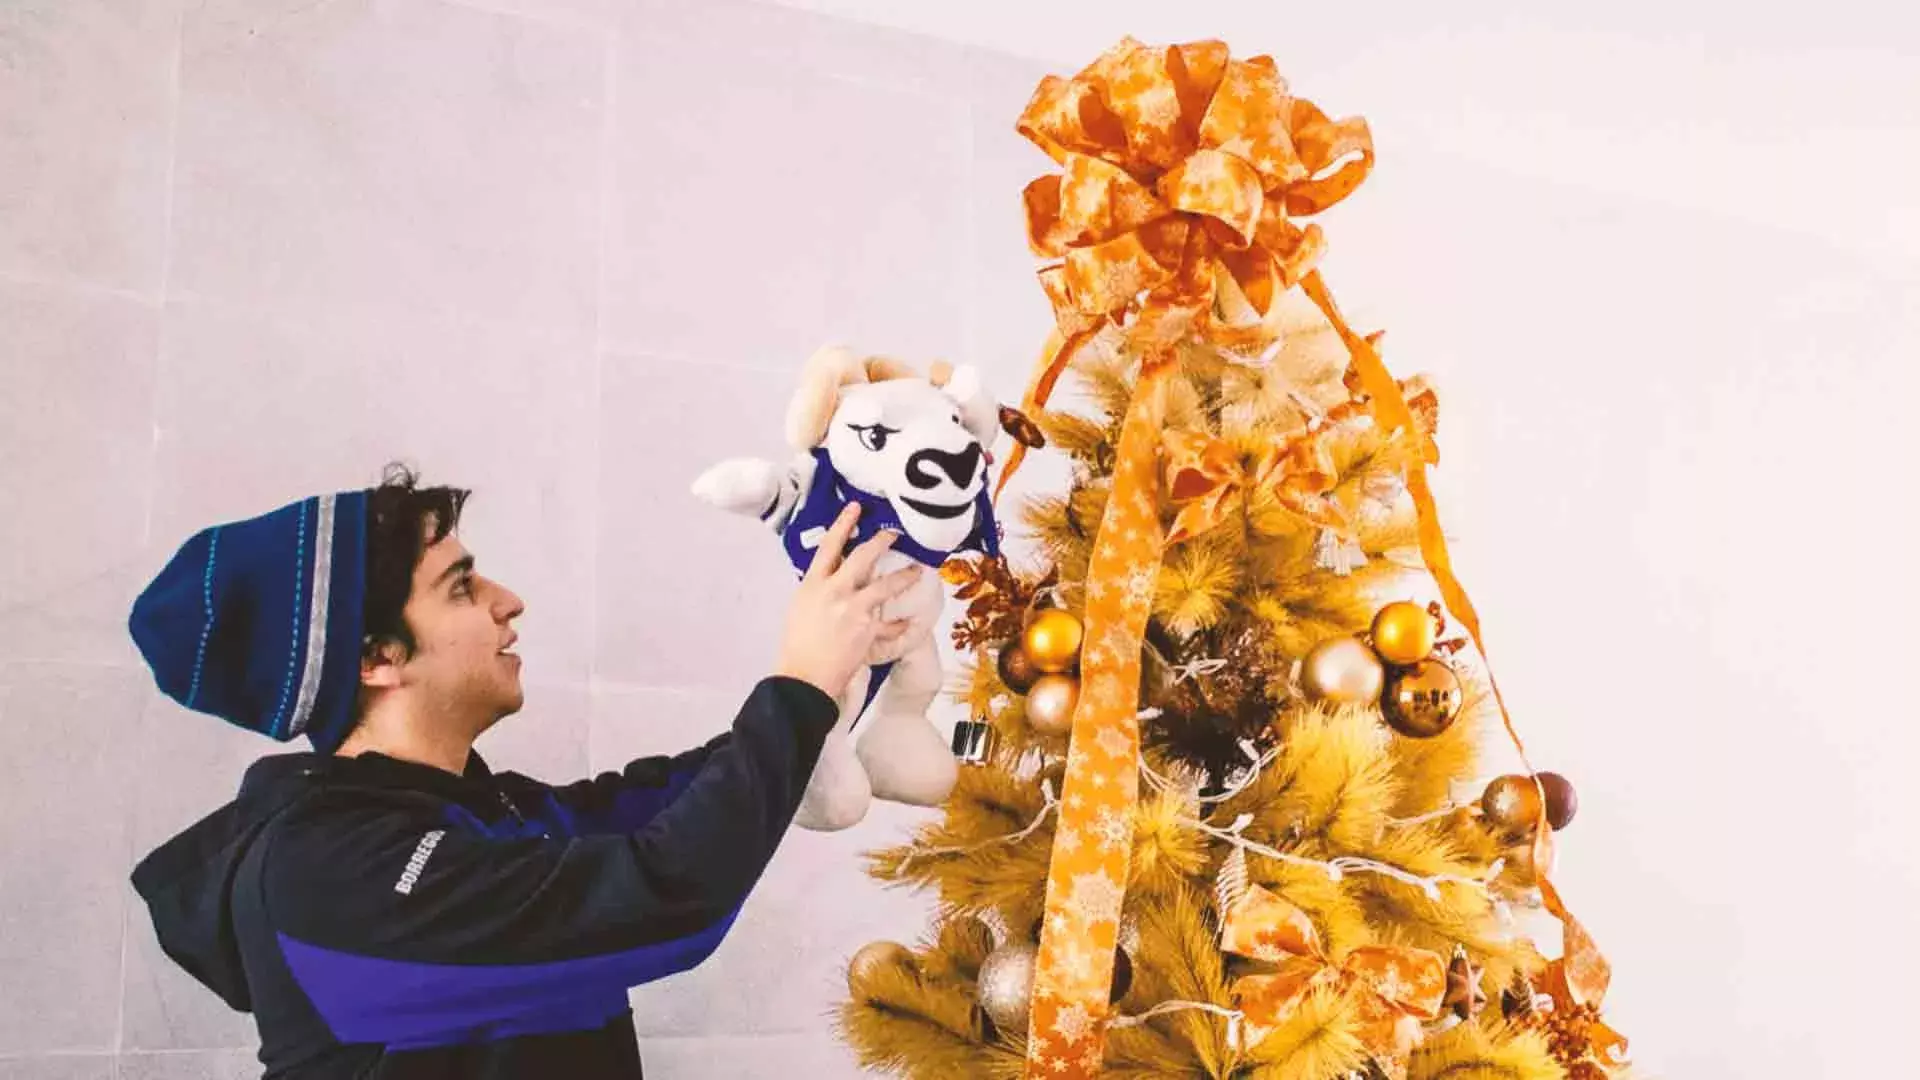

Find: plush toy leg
<box><xmin>793</xmin><ymin>667</ymin><xmax>875</xmax><ymax>831</ymax></box>
<box><xmin>855</xmin><ymin>640</ymin><xmax>958</xmax><ymax>807</ymax></box>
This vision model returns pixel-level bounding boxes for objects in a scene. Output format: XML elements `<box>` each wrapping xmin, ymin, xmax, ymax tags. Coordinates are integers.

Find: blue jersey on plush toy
<box><xmin>772</xmin><ymin>447</ymin><xmax>1000</xmax><ymax>723</ymax></box>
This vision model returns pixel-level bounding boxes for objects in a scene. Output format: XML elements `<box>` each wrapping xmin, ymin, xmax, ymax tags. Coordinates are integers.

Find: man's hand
<box><xmin>774</xmin><ymin>504</ymin><xmax>922</xmax><ymax>698</ymax></box>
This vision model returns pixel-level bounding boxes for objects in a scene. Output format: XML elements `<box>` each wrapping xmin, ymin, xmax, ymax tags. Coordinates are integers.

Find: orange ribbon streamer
<box><xmin>1222</xmin><ymin>885</ymin><xmax>1445</xmax><ymax>1058</ymax></box>
<box><xmin>1025</xmin><ymin>362</ymin><xmax>1168</xmax><ymax>1075</ymax></box>
<box><xmin>1297</xmin><ymin>272</ymin><xmax>1616</xmax><ymax>1021</ymax></box>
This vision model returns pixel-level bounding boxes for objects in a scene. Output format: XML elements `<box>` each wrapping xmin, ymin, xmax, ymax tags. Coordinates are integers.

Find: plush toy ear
<box><xmin>786</xmin><ymin>346</ymin><xmax>868</xmax><ymax>450</ymax></box>
<box><xmin>940</xmin><ymin>363</ymin><xmax>1000</xmax><ymax>446</ymax></box>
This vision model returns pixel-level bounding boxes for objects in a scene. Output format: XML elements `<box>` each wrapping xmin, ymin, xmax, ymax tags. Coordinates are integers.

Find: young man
<box><xmin>128</xmin><ymin>466</ymin><xmax>920</xmax><ymax>1078</ymax></box>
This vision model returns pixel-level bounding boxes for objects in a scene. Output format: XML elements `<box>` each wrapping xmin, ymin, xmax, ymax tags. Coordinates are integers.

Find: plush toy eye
<box><xmin>850</xmin><ymin>423</ymin><xmax>897</xmax><ymax>452</ymax></box>
<box><xmin>952</xmin><ymin>413</ymin><xmax>962</xmax><ymax>425</ymax></box>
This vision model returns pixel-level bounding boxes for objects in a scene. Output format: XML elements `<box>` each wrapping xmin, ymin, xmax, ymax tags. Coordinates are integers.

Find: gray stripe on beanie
<box><xmin>287</xmin><ymin>493</ymin><xmax>336</xmax><ymax>739</ymax></box>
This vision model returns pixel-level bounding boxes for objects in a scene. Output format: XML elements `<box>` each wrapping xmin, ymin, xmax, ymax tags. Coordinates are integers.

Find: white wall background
<box><xmin>1</xmin><ymin>1</ymin><xmax>1914</xmax><ymax>1078</ymax></box>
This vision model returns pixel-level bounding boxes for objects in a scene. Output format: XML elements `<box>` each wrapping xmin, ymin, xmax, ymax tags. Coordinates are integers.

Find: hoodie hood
<box><xmin>131</xmin><ymin>749</ymin><xmax>509</xmax><ymax>1012</ymax></box>
<box><xmin>130</xmin><ymin>752</ymin><xmax>325</xmax><ymax>1012</ymax></box>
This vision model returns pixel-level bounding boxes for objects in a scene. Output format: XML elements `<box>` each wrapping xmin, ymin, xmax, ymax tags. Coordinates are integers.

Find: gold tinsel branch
<box><xmin>1034</xmin><ymin>410</ymin><xmax>1113</xmax><ymax>468</ymax></box>
<box><xmin>1238</xmin><ymin>983</ymin><xmax>1372</xmax><ymax>1080</ymax></box>
<box><xmin>1407</xmin><ymin>1018</ymin><xmax>1565</xmax><ymax>1080</ymax></box>
<box><xmin>1218</xmin><ymin>704</ymin><xmax>1401</xmax><ymax>858</ymax></box>
<box><xmin>866</xmin><ymin>756</ymin><xmax>1059</xmax><ymax>927</ymax></box>
<box><xmin>1127</xmin><ymin>782</ymin><xmax>1214</xmax><ymax>899</ymax></box>
<box><xmin>1106</xmin><ymin>886</ymin><xmax>1237</xmax><ymax>1077</ymax></box>
<box><xmin>837</xmin><ymin>955</ymin><xmax>1023</xmax><ymax>1080</ymax></box>
<box><xmin>1156</xmin><ymin>535</ymin><xmax>1246</xmax><ymax>637</ymax></box>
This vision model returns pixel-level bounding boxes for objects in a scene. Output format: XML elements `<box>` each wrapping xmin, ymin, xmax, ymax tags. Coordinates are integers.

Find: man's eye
<box><xmin>852</xmin><ymin>424</ymin><xmax>897</xmax><ymax>452</ymax></box>
<box><xmin>453</xmin><ymin>577</ymin><xmax>474</xmax><ymax>598</ymax></box>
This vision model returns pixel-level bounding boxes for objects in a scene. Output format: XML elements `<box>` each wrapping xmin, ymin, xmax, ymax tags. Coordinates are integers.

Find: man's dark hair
<box><xmin>360</xmin><ymin>463</ymin><xmax>470</xmax><ymax>670</ymax></box>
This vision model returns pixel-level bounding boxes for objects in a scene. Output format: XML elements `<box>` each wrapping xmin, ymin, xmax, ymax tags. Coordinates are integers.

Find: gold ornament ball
<box><xmin>1023</xmin><ymin>609</ymin><xmax>1085</xmax><ymax>674</ymax></box>
<box><xmin>996</xmin><ymin>641</ymin><xmax>1041</xmax><ymax>694</ymax></box>
<box><xmin>846</xmin><ymin>940</ymin><xmax>914</xmax><ymax>993</ymax></box>
<box><xmin>1371</xmin><ymin>601</ymin><xmax>1439</xmax><ymax>665</ymax></box>
<box><xmin>1481</xmin><ymin>774</ymin><xmax>1543</xmax><ymax>836</ymax></box>
<box><xmin>976</xmin><ymin>941</ymin><xmax>1038</xmax><ymax>1033</ymax></box>
<box><xmin>1300</xmin><ymin>635</ymin><xmax>1386</xmax><ymax>704</ymax></box>
<box><xmin>1024</xmin><ymin>674</ymin><xmax>1080</xmax><ymax>736</ymax></box>
<box><xmin>1381</xmin><ymin>658</ymin><xmax>1463</xmax><ymax>738</ymax></box>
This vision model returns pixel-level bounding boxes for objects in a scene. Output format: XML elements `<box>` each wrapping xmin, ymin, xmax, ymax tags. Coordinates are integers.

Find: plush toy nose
<box><xmin>907</xmin><ymin>444</ymin><xmax>982</xmax><ymax>490</ymax></box>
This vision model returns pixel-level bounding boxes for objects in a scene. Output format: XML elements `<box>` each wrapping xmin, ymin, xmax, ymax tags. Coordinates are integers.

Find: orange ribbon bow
<box><xmin>1021</xmin><ymin>39</ymin><xmax>1373</xmax><ymax>343</ymax></box>
<box><xmin>993</xmin><ymin>36</ymin><xmax>1377</xmax><ymax>504</ymax></box>
<box><xmin>1163</xmin><ymin>428</ymin><xmax>1347</xmax><ymax>545</ymax></box>
<box><xmin>1222</xmin><ymin>884</ymin><xmax>1445</xmax><ymax>1060</ymax></box>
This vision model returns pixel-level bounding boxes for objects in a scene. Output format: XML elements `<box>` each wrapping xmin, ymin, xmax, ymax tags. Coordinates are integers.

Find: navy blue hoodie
<box><xmin>130</xmin><ymin>676</ymin><xmax>838</xmax><ymax>1078</ymax></box>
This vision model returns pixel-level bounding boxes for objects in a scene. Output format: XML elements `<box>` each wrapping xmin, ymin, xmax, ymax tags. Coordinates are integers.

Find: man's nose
<box><xmin>492</xmin><ymin>582</ymin><xmax>525</xmax><ymax>621</ymax></box>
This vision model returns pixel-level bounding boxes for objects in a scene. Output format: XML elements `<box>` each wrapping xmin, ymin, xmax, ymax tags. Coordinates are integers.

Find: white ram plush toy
<box><xmin>691</xmin><ymin>346</ymin><xmax>1003</xmax><ymax>830</ymax></box>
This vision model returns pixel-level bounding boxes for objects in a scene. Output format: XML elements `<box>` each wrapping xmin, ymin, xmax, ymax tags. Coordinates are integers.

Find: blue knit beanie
<box><xmin>130</xmin><ymin>492</ymin><xmax>369</xmax><ymax>753</ymax></box>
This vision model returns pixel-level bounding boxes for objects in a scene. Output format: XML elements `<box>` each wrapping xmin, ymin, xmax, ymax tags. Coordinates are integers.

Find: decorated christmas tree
<box><xmin>837</xmin><ymin>38</ymin><xmax>1629</xmax><ymax>1080</ymax></box>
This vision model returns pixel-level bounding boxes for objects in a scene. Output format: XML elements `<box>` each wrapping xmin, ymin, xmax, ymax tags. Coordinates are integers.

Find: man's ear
<box><xmin>359</xmin><ymin>638</ymin><xmax>406</xmax><ymax>691</ymax></box>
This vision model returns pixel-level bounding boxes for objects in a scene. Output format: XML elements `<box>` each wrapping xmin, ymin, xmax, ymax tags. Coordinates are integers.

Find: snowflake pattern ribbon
<box><xmin>1013</xmin><ymin>37</ymin><xmax>1375</xmax><ymax>1078</ymax></box>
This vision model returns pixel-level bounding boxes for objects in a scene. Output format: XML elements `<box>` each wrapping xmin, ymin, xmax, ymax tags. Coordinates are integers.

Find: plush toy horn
<box><xmin>785</xmin><ymin>346</ymin><xmax>869</xmax><ymax>450</ymax></box>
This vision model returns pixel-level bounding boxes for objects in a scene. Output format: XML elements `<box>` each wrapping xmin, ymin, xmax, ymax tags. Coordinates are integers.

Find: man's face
<box><xmin>387</xmin><ymin>530</ymin><xmax>526</xmax><ymax>735</ymax></box>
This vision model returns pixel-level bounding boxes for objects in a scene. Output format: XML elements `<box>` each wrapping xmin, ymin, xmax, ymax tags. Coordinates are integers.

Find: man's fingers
<box><xmin>855</xmin><ymin>564</ymin><xmax>923</xmax><ymax>607</ymax></box>
<box><xmin>804</xmin><ymin>504</ymin><xmax>862</xmax><ymax>583</ymax></box>
<box><xmin>837</xmin><ymin>527</ymin><xmax>900</xmax><ymax>587</ymax></box>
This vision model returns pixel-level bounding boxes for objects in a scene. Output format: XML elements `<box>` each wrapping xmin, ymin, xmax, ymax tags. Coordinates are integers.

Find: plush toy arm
<box><xmin>691</xmin><ymin>454</ymin><xmax>815</xmax><ymax>532</ymax></box>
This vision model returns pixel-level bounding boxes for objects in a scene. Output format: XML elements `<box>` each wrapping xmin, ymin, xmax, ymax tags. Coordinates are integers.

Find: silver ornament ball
<box><xmin>976</xmin><ymin>941</ymin><xmax>1038</xmax><ymax>1033</ymax></box>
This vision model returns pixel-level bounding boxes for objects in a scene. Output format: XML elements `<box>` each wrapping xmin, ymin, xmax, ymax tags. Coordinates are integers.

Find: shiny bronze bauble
<box><xmin>996</xmin><ymin>641</ymin><xmax>1041</xmax><ymax>694</ymax></box>
<box><xmin>1380</xmin><ymin>658</ymin><xmax>1463</xmax><ymax>738</ymax></box>
<box><xmin>1481</xmin><ymin>774</ymin><xmax>1544</xmax><ymax>836</ymax></box>
<box><xmin>1537</xmin><ymin>771</ymin><xmax>1578</xmax><ymax>831</ymax></box>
